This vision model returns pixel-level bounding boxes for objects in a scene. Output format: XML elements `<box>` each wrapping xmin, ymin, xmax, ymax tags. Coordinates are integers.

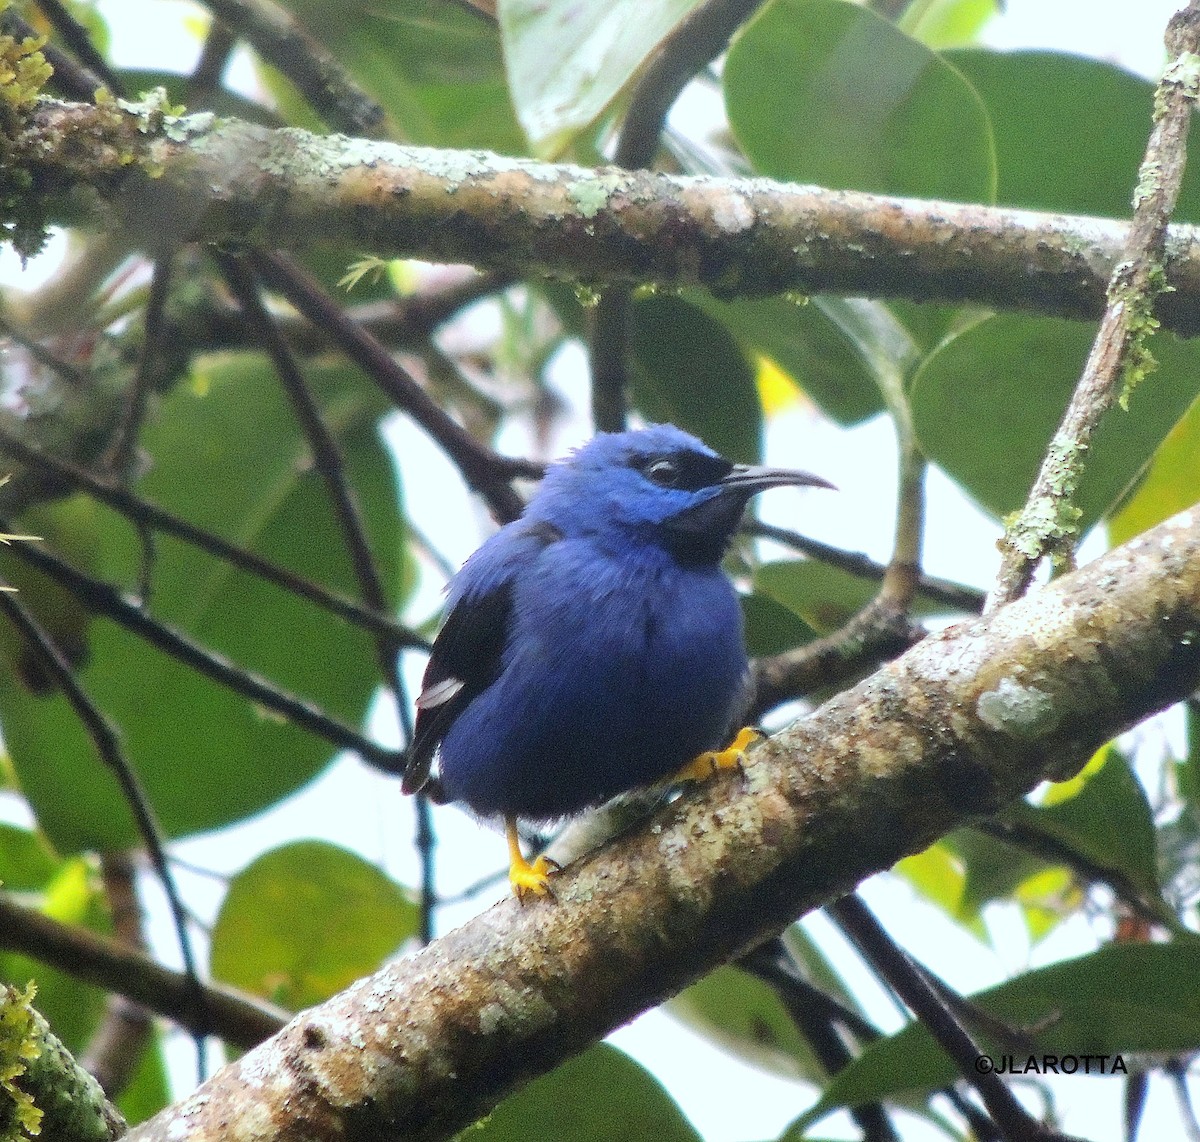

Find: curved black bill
<box><xmin>720</xmin><ymin>465</ymin><xmax>838</xmax><ymax>495</ymax></box>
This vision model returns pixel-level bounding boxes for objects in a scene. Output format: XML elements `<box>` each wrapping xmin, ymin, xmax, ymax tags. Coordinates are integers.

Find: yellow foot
<box><xmin>673</xmin><ymin>726</ymin><xmax>762</xmax><ymax>783</ymax></box>
<box><xmin>506</xmin><ymin>815</ymin><xmax>559</xmax><ymax>902</ymax></box>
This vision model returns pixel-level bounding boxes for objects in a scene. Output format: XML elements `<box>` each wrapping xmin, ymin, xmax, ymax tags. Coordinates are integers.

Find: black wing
<box><xmin>401</xmin><ymin>520</ymin><xmax>562</xmax><ymax>796</ymax></box>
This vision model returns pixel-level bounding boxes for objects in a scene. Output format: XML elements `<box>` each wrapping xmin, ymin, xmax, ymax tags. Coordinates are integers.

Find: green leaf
<box><xmin>948</xmin><ymin>49</ymin><xmax>1200</xmax><ymax>223</ymax></box>
<box><xmin>741</xmin><ymin>593</ymin><xmax>816</xmax><ymax>657</ymax></box>
<box><xmin>629</xmin><ymin>295</ymin><xmax>762</xmax><ymax>463</ymax></box>
<box><xmin>911</xmin><ymin>315</ymin><xmax>1200</xmax><ymax>529</ymax></box>
<box><xmin>1005</xmin><ymin>749</ymin><xmax>1165</xmax><ymax>914</ymax></box>
<box><xmin>900</xmin><ymin>0</ymin><xmax>998</xmax><ymax>49</ymax></box>
<box><xmin>469</xmin><ymin>1043</ymin><xmax>701</xmax><ymax>1141</ymax></box>
<box><xmin>0</xmin><ymin>859</ymin><xmax>110</xmax><ymax>1052</ymax></box>
<box><xmin>1108</xmin><ymin>395</ymin><xmax>1200</xmax><ymax>546</ymax></box>
<box><xmin>795</xmin><ymin>940</ymin><xmax>1200</xmax><ymax>1129</ymax></box>
<box><xmin>116</xmin><ymin>1038</ymin><xmax>170</xmax><ymax>1126</ymax></box>
<box><xmin>0</xmin><ymin>823</ymin><xmax>59</xmax><ymax>893</ymax></box>
<box><xmin>274</xmin><ymin>0</ymin><xmax>524</xmax><ymax>151</ymax></box>
<box><xmin>755</xmin><ymin>560</ymin><xmax>953</xmax><ymax>636</ymax></box>
<box><xmin>667</xmin><ymin>965</ymin><xmax>827</xmax><ymax>1082</ymax></box>
<box><xmin>211</xmin><ymin>841</ymin><xmax>418</xmax><ymax>1010</ymax></box>
<box><xmin>0</xmin><ymin>358</ymin><xmax>408</xmax><ymax>851</ymax></box>
<box><xmin>726</xmin><ymin>0</ymin><xmax>996</xmax><ymax>202</ymax></box>
<box><xmin>497</xmin><ymin>0</ymin><xmax>702</xmax><ymax>155</ymax></box>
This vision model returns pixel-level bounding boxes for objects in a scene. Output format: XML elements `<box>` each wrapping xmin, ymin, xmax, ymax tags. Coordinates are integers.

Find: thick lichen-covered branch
<box><xmin>115</xmin><ymin>506</ymin><xmax>1200</xmax><ymax>1142</ymax></box>
<box><xmin>988</xmin><ymin>2</ymin><xmax>1200</xmax><ymax>609</ymax></box>
<box><xmin>11</xmin><ymin>98</ymin><xmax>1200</xmax><ymax>334</ymax></box>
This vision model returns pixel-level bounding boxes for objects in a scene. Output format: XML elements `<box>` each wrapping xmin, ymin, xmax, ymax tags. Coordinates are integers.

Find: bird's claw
<box><xmin>510</xmin><ymin>853</ymin><xmax>559</xmax><ymax>902</ymax></box>
<box><xmin>675</xmin><ymin>726</ymin><xmax>762</xmax><ymax>783</ymax></box>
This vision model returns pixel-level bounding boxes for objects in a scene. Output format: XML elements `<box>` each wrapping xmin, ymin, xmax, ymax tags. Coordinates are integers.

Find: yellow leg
<box><xmin>673</xmin><ymin>726</ymin><xmax>762</xmax><ymax>784</ymax></box>
<box><xmin>506</xmin><ymin>815</ymin><xmax>557</xmax><ymax>901</ymax></box>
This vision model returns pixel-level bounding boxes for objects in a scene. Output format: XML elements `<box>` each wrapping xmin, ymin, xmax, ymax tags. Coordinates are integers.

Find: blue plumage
<box><xmin>403</xmin><ymin>424</ymin><xmax>831</xmax><ymax>892</ymax></box>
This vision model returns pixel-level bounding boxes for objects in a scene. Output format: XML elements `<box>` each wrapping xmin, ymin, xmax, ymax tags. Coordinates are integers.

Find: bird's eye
<box><xmin>644</xmin><ymin>458</ymin><xmax>681</xmax><ymax>487</ymax></box>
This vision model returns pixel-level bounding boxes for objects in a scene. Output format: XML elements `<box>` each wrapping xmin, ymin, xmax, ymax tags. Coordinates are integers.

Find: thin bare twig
<box><xmin>0</xmin><ymin>590</ymin><xmax>207</xmax><ymax>1039</ymax></box>
<box><xmin>743</xmin><ymin>520</ymin><xmax>983</xmax><ymax>612</ymax></box>
<box><xmin>79</xmin><ymin>853</ymin><xmax>156</xmax><ymax>1097</ymax></box>
<box><xmin>0</xmin><ymin>525</ymin><xmax>405</xmax><ymax>772</ymax></box>
<box><xmin>829</xmin><ymin>895</ymin><xmax>1081</xmax><ymax>1142</ymax></box>
<box><xmin>33</xmin><ymin>0</ymin><xmax>126</xmax><ymax>96</ymax></box>
<box><xmin>0</xmin><ymin>428</ymin><xmax>429</xmax><ymax>649</ymax></box>
<box><xmin>989</xmin><ymin>2</ymin><xmax>1200</xmax><ymax>610</ymax></box>
<box><xmin>104</xmin><ymin>257</ymin><xmax>173</xmax><ymax>478</ymax></box>
<box><xmin>749</xmin><ymin>597</ymin><xmax>923</xmax><ymax>718</ymax></box>
<box><xmin>589</xmin><ymin>0</ymin><xmax>766</xmax><ymax>430</ymax></box>
<box><xmin>251</xmin><ymin>252</ymin><xmax>537</xmax><ymax>523</ymax></box>
<box><xmin>0</xmin><ymin>891</ymin><xmax>287</xmax><ymax>1048</ymax></box>
<box><xmin>197</xmin><ymin>0</ymin><xmax>383</xmax><ymax>135</ymax></box>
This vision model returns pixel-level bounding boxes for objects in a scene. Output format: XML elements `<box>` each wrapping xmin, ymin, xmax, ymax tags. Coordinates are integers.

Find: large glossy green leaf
<box><xmin>497</xmin><ymin>0</ymin><xmax>702</xmax><ymax>155</ymax></box>
<box><xmin>275</xmin><ymin>0</ymin><xmax>524</xmax><ymax>151</ymax></box>
<box><xmin>630</xmin><ymin>295</ymin><xmax>762</xmax><ymax>463</ymax></box>
<box><xmin>947</xmin><ymin>49</ymin><xmax>1200</xmax><ymax>224</ymax></box>
<box><xmin>726</xmin><ymin>0</ymin><xmax>996</xmax><ymax>202</ymax></box>
<box><xmin>668</xmin><ymin>925</ymin><xmax>863</xmax><ymax>1083</ymax></box>
<box><xmin>911</xmin><ymin>315</ymin><xmax>1200</xmax><ymax>528</ymax></box>
<box><xmin>741</xmin><ymin>593</ymin><xmax>816</xmax><ymax>657</ymax></box>
<box><xmin>900</xmin><ymin>0</ymin><xmax>997</xmax><ymax>49</ymax></box>
<box><xmin>1109</xmin><ymin>395</ymin><xmax>1200</xmax><ymax>546</ymax></box>
<box><xmin>1005</xmin><ymin>749</ymin><xmax>1164</xmax><ymax>914</ymax></box>
<box><xmin>0</xmin><ymin>823</ymin><xmax>59</xmax><ymax>892</ymax></box>
<box><xmin>0</xmin><ymin>358</ymin><xmax>407</xmax><ymax>851</ymax></box>
<box><xmin>211</xmin><ymin>841</ymin><xmax>417</xmax><ymax>1010</ymax></box>
<box><xmin>116</xmin><ymin>1039</ymin><xmax>170</xmax><ymax>1127</ymax></box>
<box><xmin>696</xmin><ymin>296</ymin><xmax>885</xmax><ymax>427</ymax></box>
<box><xmin>755</xmin><ymin>560</ymin><xmax>959</xmax><ymax>636</ymax></box>
<box><xmin>470</xmin><ymin>1043</ymin><xmax>701</xmax><ymax>1141</ymax></box>
<box><xmin>793</xmin><ymin>940</ymin><xmax>1200</xmax><ymax>1130</ymax></box>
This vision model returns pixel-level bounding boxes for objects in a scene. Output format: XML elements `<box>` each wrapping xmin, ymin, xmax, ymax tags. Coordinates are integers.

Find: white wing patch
<box><xmin>416</xmin><ymin>676</ymin><xmax>466</xmax><ymax>710</ymax></box>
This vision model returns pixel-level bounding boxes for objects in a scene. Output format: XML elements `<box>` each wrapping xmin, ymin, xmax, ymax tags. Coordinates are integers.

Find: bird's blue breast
<box><xmin>436</xmin><ymin>536</ymin><xmax>748</xmax><ymax>819</ymax></box>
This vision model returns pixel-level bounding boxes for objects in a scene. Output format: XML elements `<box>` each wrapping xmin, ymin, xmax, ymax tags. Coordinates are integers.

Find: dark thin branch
<box><xmin>251</xmin><ymin>252</ymin><xmax>538</xmax><ymax>523</ymax></box>
<box><xmin>0</xmin><ymin>313</ymin><xmax>87</xmax><ymax>387</ymax></box>
<box><xmin>978</xmin><ymin>817</ymin><xmax>1171</xmax><ymax>928</ymax></box>
<box><xmin>0</xmin><ymin>891</ymin><xmax>287</xmax><ymax>1048</ymax></box>
<box><xmin>188</xmin><ymin>19</ymin><xmax>237</xmax><ymax>103</ymax></box>
<box><xmin>79</xmin><ymin>853</ymin><xmax>156</xmax><ymax>1098</ymax></box>
<box><xmin>750</xmin><ymin>597</ymin><xmax>923</xmax><ymax>718</ymax></box>
<box><xmin>33</xmin><ymin>0</ymin><xmax>126</xmax><ymax>97</ymax></box>
<box><xmin>0</xmin><ymin>428</ymin><xmax>429</xmax><ymax>650</ymax></box>
<box><xmin>104</xmin><ymin>256</ymin><xmax>172</xmax><ymax>478</ymax></box>
<box><xmin>739</xmin><ymin>938</ymin><xmax>900</xmax><ymax>1142</ymax></box>
<box><xmin>197</xmin><ymin>0</ymin><xmax>383</xmax><ymax>135</ymax></box>
<box><xmin>0</xmin><ymin>589</ymin><xmax>206</xmax><ymax>1038</ymax></box>
<box><xmin>989</xmin><ymin>2</ymin><xmax>1200</xmax><ymax>609</ymax></box>
<box><xmin>829</xmin><ymin>894</ymin><xmax>1080</xmax><ymax>1142</ymax></box>
<box><xmin>744</xmin><ymin>519</ymin><xmax>984</xmax><ymax>612</ymax></box>
<box><xmin>0</xmin><ymin>524</ymin><xmax>405</xmax><ymax>772</ymax></box>
<box><xmin>0</xmin><ymin>9</ymin><xmax>107</xmax><ymax>101</ymax></box>
<box><xmin>589</xmin><ymin>0</ymin><xmax>765</xmax><ymax>431</ymax></box>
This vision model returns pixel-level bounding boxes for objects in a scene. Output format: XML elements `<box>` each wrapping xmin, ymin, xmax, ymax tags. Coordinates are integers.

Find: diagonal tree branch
<box><xmin>118</xmin><ymin>505</ymin><xmax>1200</xmax><ymax>1142</ymax></box>
<box><xmin>11</xmin><ymin>99</ymin><xmax>1200</xmax><ymax>336</ymax></box>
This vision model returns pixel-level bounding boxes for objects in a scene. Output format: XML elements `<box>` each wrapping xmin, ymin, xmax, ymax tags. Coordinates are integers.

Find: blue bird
<box><xmin>402</xmin><ymin>424</ymin><xmax>832</xmax><ymax>897</ymax></box>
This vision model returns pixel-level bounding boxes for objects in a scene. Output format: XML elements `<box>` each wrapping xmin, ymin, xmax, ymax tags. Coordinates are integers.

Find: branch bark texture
<box><xmin>13</xmin><ymin>99</ymin><xmax>1200</xmax><ymax>335</ymax></box>
<box><xmin>121</xmin><ymin>505</ymin><xmax>1200</xmax><ymax>1142</ymax></box>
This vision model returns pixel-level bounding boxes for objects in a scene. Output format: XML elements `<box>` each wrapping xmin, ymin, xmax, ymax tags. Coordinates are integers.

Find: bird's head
<box><xmin>530</xmin><ymin>424</ymin><xmax>833</xmax><ymax>564</ymax></box>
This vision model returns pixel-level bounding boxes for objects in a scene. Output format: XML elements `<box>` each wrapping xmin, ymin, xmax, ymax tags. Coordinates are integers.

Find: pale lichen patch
<box><xmin>976</xmin><ymin>676</ymin><xmax>1058</xmax><ymax>740</ymax></box>
<box><xmin>709</xmin><ymin>191</ymin><xmax>755</xmax><ymax>234</ymax></box>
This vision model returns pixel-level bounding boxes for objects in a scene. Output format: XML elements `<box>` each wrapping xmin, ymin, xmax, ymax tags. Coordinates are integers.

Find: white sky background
<box><xmin>1</xmin><ymin>2</ymin><xmax>1196</xmax><ymax>1140</ymax></box>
